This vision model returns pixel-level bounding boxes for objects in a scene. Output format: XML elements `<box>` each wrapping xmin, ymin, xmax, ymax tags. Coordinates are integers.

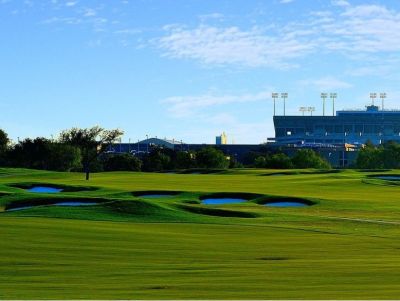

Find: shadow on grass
<box><xmin>254</xmin><ymin>195</ymin><xmax>316</xmax><ymax>206</ymax></box>
<box><xmin>4</xmin><ymin>197</ymin><xmax>110</xmax><ymax>211</ymax></box>
<box><xmin>132</xmin><ymin>190</ymin><xmax>182</xmax><ymax>197</ymax></box>
<box><xmin>176</xmin><ymin>204</ymin><xmax>258</xmax><ymax>218</ymax></box>
<box><xmin>8</xmin><ymin>183</ymin><xmax>99</xmax><ymax>193</ymax></box>
<box><xmin>199</xmin><ymin>192</ymin><xmax>263</xmax><ymax>201</ymax></box>
<box><xmin>260</xmin><ymin>170</ymin><xmax>342</xmax><ymax>176</ymax></box>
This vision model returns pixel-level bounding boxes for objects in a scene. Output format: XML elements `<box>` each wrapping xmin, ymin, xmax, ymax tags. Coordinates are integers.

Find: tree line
<box><xmin>355</xmin><ymin>141</ymin><xmax>400</xmax><ymax>169</ymax></box>
<box><xmin>0</xmin><ymin>126</ymin><xmax>362</xmax><ymax>180</ymax></box>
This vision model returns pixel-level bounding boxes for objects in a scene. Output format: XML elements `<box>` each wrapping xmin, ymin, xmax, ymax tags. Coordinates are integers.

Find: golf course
<box><xmin>1</xmin><ymin>168</ymin><xmax>400</xmax><ymax>299</ymax></box>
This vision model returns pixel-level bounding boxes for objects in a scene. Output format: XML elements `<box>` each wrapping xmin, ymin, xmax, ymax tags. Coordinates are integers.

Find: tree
<box><xmin>267</xmin><ymin>153</ymin><xmax>294</xmax><ymax>169</ymax></box>
<box><xmin>195</xmin><ymin>147</ymin><xmax>229</xmax><ymax>169</ymax></box>
<box><xmin>6</xmin><ymin>138</ymin><xmax>81</xmax><ymax>171</ymax></box>
<box><xmin>0</xmin><ymin>129</ymin><xmax>8</xmax><ymax>153</ymax></box>
<box><xmin>254</xmin><ymin>156</ymin><xmax>267</xmax><ymax>168</ymax></box>
<box><xmin>291</xmin><ymin>149</ymin><xmax>331</xmax><ymax>169</ymax></box>
<box><xmin>0</xmin><ymin>129</ymin><xmax>9</xmax><ymax>166</ymax></box>
<box><xmin>59</xmin><ymin>126</ymin><xmax>124</xmax><ymax>180</ymax></box>
<box><xmin>175</xmin><ymin>151</ymin><xmax>196</xmax><ymax>169</ymax></box>
<box><xmin>381</xmin><ymin>141</ymin><xmax>400</xmax><ymax>169</ymax></box>
<box><xmin>355</xmin><ymin>143</ymin><xmax>383</xmax><ymax>169</ymax></box>
<box><xmin>103</xmin><ymin>153</ymin><xmax>142</xmax><ymax>171</ymax></box>
<box><xmin>47</xmin><ymin>143</ymin><xmax>82</xmax><ymax>171</ymax></box>
<box><xmin>142</xmin><ymin>147</ymin><xmax>171</xmax><ymax>172</ymax></box>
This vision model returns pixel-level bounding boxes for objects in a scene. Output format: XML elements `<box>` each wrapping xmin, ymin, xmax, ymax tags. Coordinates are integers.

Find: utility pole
<box><xmin>330</xmin><ymin>93</ymin><xmax>337</xmax><ymax>116</ymax></box>
<box><xmin>281</xmin><ymin>93</ymin><xmax>288</xmax><ymax>116</ymax></box>
<box><xmin>299</xmin><ymin>107</ymin><xmax>307</xmax><ymax>116</ymax></box>
<box><xmin>321</xmin><ymin>93</ymin><xmax>328</xmax><ymax>116</ymax></box>
<box><xmin>370</xmin><ymin>92</ymin><xmax>377</xmax><ymax>106</ymax></box>
<box><xmin>380</xmin><ymin>93</ymin><xmax>386</xmax><ymax>110</ymax></box>
<box><xmin>272</xmin><ymin>93</ymin><xmax>279</xmax><ymax>116</ymax></box>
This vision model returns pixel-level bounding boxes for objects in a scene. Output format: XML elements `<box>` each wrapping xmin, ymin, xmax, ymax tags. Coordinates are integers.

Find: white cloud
<box><xmin>156</xmin><ymin>25</ymin><xmax>315</xmax><ymax>69</ymax></box>
<box><xmin>299</xmin><ymin>76</ymin><xmax>352</xmax><ymax>91</ymax></box>
<box><xmin>155</xmin><ymin>3</ymin><xmax>400</xmax><ymax>69</ymax></box>
<box><xmin>162</xmin><ymin>91</ymin><xmax>271</xmax><ymax>117</ymax></box>
<box><xmin>323</xmin><ymin>4</ymin><xmax>400</xmax><ymax>53</ymax></box>
<box><xmin>331</xmin><ymin>0</ymin><xmax>350</xmax><ymax>7</ymax></box>
<box><xmin>66</xmin><ymin>1</ymin><xmax>77</xmax><ymax>7</ymax></box>
<box><xmin>199</xmin><ymin>13</ymin><xmax>224</xmax><ymax>22</ymax></box>
<box><xmin>114</xmin><ymin>28</ymin><xmax>142</xmax><ymax>35</ymax></box>
<box><xmin>280</xmin><ymin>0</ymin><xmax>294</xmax><ymax>4</ymax></box>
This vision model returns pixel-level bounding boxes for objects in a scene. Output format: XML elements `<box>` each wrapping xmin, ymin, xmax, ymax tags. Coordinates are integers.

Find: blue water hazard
<box><xmin>28</xmin><ymin>186</ymin><xmax>63</xmax><ymax>193</ymax></box>
<box><xmin>7</xmin><ymin>201</ymin><xmax>98</xmax><ymax>212</ymax></box>
<box><xmin>375</xmin><ymin>176</ymin><xmax>400</xmax><ymax>181</ymax></box>
<box><xmin>53</xmin><ymin>202</ymin><xmax>97</xmax><ymax>206</ymax></box>
<box><xmin>265</xmin><ymin>202</ymin><xmax>308</xmax><ymax>207</ymax></box>
<box><xmin>202</xmin><ymin>198</ymin><xmax>246</xmax><ymax>205</ymax></box>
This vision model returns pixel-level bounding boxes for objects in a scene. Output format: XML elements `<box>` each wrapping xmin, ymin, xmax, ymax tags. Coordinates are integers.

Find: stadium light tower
<box><xmin>281</xmin><ymin>93</ymin><xmax>288</xmax><ymax>116</ymax></box>
<box><xmin>272</xmin><ymin>93</ymin><xmax>279</xmax><ymax>116</ymax></box>
<box><xmin>370</xmin><ymin>93</ymin><xmax>377</xmax><ymax>106</ymax></box>
<box><xmin>299</xmin><ymin>107</ymin><xmax>307</xmax><ymax>116</ymax></box>
<box><xmin>330</xmin><ymin>93</ymin><xmax>337</xmax><ymax>116</ymax></box>
<box><xmin>380</xmin><ymin>93</ymin><xmax>387</xmax><ymax>110</ymax></box>
<box><xmin>308</xmin><ymin>107</ymin><xmax>316</xmax><ymax>116</ymax></box>
<box><xmin>321</xmin><ymin>93</ymin><xmax>328</xmax><ymax>116</ymax></box>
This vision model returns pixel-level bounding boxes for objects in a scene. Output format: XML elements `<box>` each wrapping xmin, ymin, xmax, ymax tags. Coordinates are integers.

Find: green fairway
<box><xmin>1</xmin><ymin>168</ymin><xmax>400</xmax><ymax>299</ymax></box>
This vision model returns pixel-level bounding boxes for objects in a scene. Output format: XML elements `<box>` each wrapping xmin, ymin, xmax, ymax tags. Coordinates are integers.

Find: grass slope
<box><xmin>1</xmin><ymin>168</ymin><xmax>400</xmax><ymax>299</ymax></box>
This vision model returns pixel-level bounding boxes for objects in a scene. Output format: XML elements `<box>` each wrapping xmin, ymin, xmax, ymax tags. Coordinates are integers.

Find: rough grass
<box><xmin>1</xmin><ymin>168</ymin><xmax>400</xmax><ymax>299</ymax></box>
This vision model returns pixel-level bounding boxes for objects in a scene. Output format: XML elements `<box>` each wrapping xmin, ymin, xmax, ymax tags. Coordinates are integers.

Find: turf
<box><xmin>1</xmin><ymin>168</ymin><xmax>400</xmax><ymax>299</ymax></box>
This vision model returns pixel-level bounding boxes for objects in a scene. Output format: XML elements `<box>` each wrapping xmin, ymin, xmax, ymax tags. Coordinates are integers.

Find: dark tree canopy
<box><xmin>5</xmin><ymin>138</ymin><xmax>81</xmax><ymax>171</ymax></box>
<box><xmin>195</xmin><ymin>147</ymin><xmax>229</xmax><ymax>169</ymax></box>
<box><xmin>291</xmin><ymin>149</ymin><xmax>331</xmax><ymax>169</ymax></box>
<box><xmin>142</xmin><ymin>147</ymin><xmax>172</xmax><ymax>172</ymax></box>
<box><xmin>0</xmin><ymin>129</ymin><xmax>9</xmax><ymax>153</ymax></box>
<box><xmin>356</xmin><ymin>141</ymin><xmax>400</xmax><ymax>169</ymax></box>
<box><xmin>59</xmin><ymin>126</ymin><xmax>124</xmax><ymax>180</ymax></box>
<box><xmin>103</xmin><ymin>153</ymin><xmax>142</xmax><ymax>171</ymax></box>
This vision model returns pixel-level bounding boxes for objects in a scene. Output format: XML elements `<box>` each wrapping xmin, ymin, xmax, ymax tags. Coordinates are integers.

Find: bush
<box><xmin>175</xmin><ymin>151</ymin><xmax>196</xmax><ymax>169</ymax></box>
<box><xmin>103</xmin><ymin>153</ymin><xmax>142</xmax><ymax>171</ymax></box>
<box><xmin>267</xmin><ymin>153</ymin><xmax>294</xmax><ymax>169</ymax></box>
<box><xmin>254</xmin><ymin>156</ymin><xmax>267</xmax><ymax>168</ymax></box>
<box><xmin>142</xmin><ymin>148</ymin><xmax>171</xmax><ymax>172</ymax></box>
<box><xmin>291</xmin><ymin>149</ymin><xmax>331</xmax><ymax>169</ymax></box>
<box><xmin>195</xmin><ymin>147</ymin><xmax>229</xmax><ymax>169</ymax></box>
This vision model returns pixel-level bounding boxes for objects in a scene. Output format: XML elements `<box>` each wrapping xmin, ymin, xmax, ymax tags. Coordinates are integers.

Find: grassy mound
<box><xmin>132</xmin><ymin>190</ymin><xmax>181</xmax><ymax>197</ymax></box>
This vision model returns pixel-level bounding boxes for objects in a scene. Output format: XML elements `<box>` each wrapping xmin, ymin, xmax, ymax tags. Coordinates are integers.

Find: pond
<box><xmin>374</xmin><ymin>176</ymin><xmax>400</xmax><ymax>181</ymax></box>
<box><xmin>6</xmin><ymin>201</ymin><xmax>98</xmax><ymax>212</ymax></box>
<box><xmin>202</xmin><ymin>198</ymin><xmax>246</xmax><ymax>205</ymax></box>
<box><xmin>27</xmin><ymin>186</ymin><xmax>63</xmax><ymax>193</ymax></box>
<box><xmin>265</xmin><ymin>202</ymin><xmax>309</xmax><ymax>207</ymax></box>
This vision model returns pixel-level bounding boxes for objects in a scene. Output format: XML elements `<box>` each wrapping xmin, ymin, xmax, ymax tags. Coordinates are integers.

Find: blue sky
<box><xmin>1</xmin><ymin>0</ymin><xmax>400</xmax><ymax>143</ymax></box>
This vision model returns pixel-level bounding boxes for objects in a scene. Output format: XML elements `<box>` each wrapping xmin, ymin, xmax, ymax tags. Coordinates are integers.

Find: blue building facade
<box><xmin>273</xmin><ymin>105</ymin><xmax>400</xmax><ymax>145</ymax></box>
